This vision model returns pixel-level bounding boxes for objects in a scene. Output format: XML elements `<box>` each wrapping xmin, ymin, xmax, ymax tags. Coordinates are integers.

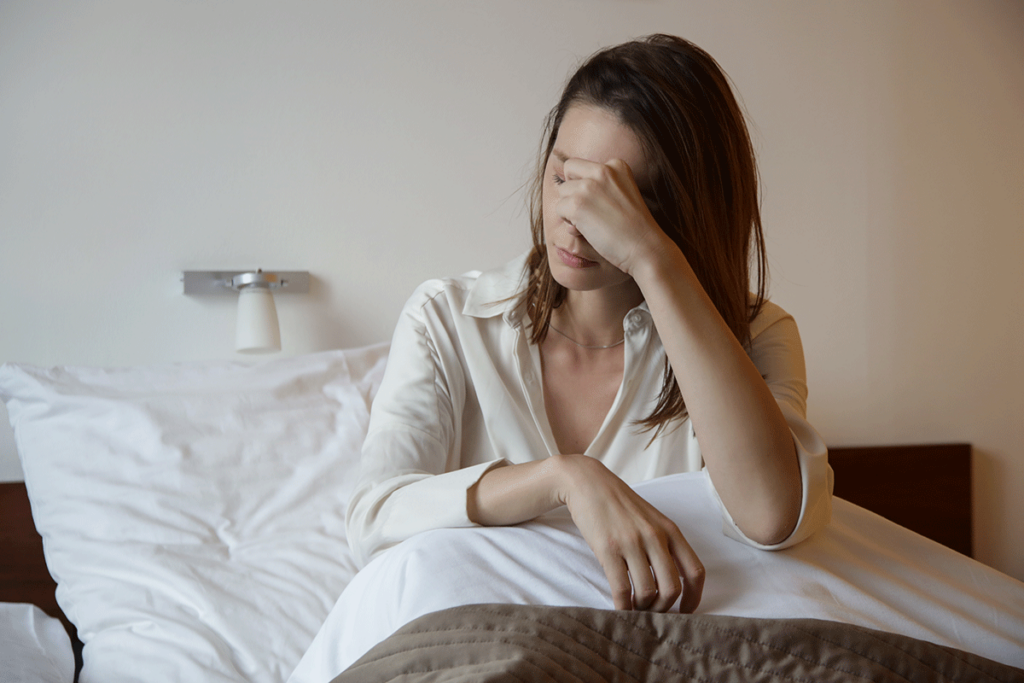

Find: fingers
<box><xmin>670</xmin><ymin>534</ymin><xmax>705</xmax><ymax>614</ymax></box>
<box><xmin>604</xmin><ymin>557</ymin><xmax>634</xmax><ymax>611</ymax></box>
<box><xmin>556</xmin><ymin>157</ymin><xmax>633</xmax><ymax>219</ymax></box>
<box><xmin>625</xmin><ymin>549</ymin><xmax>659</xmax><ymax>611</ymax></box>
<box><xmin>561</xmin><ymin>156</ymin><xmax>603</xmax><ymax>182</ymax></box>
<box><xmin>646</xmin><ymin>543</ymin><xmax>684</xmax><ymax>612</ymax></box>
<box><xmin>626</xmin><ymin>526</ymin><xmax>693</xmax><ymax>612</ymax></box>
<box><xmin>597</xmin><ymin>524</ymin><xmax>700</xmax><ymax>613</ymax></box>
<box><xmin>562</xmin><ymin>156</ymin><xmax>634</xmax><ymax>183</ymax></box>
<box><xmin>556</xmin><ymin>159</ymin><xmax>628</xmax><ymax>217</ymax></box>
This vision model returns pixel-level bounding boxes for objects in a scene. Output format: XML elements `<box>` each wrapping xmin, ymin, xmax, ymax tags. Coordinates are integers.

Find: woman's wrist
<box><xmin>469</xmin><ymin>457</ymin><xmax>569</xmax><ymax>526</ymax></box>
<box><xmin>550</xmin><ymin>453</ymin><xmax>610</xmax><ymax>511</ymax></box>
<box><xmin>628</xmin><ymin>233</ymin><xmax>693</xmax><ymax>292</ymax></box>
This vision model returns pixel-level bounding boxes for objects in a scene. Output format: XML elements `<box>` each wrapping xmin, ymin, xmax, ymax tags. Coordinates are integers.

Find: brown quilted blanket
<box><xmin>331</xmin><ymin>604</ymin><xmax>1024</xmax><ymax>682</ymax></box>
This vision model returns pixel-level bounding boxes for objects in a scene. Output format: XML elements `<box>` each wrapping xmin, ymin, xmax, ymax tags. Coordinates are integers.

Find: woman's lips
<box><xmin>556</xmin><ymin>247</ymin><xmax>597</xmax><ymax>269</ymax></box>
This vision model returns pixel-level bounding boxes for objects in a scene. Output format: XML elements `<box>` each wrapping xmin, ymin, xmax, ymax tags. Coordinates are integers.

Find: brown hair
<box><xmin>517</xmin><ymin>34</ymin><xmax>768</xmax><ymax>435</ymax></box>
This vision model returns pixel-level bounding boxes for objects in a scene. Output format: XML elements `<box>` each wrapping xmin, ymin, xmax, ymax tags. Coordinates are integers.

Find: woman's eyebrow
<box><xmin>552</xmin><ymin>149</ymin><xmax>569</xmax><ymax>163</ymax></box>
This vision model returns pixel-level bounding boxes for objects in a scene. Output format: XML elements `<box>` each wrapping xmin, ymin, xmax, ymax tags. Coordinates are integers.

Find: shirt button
<box><xmin>523</xmin><ymin>371</ymin><xmax>535</xmax><ymax>384</ymax></box>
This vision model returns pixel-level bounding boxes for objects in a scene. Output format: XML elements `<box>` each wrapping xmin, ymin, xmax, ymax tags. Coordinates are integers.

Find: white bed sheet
<box><xmin>289</xmin><ymin>471</ymin><xmax>1024</xmax><ymax>681</ymax></box>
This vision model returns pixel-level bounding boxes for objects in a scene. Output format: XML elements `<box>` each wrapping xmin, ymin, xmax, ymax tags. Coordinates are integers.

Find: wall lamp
<box><xmin>182</xmin><ymin>270</ymin><xmax>310</xmax><ymax>354</ymax></box>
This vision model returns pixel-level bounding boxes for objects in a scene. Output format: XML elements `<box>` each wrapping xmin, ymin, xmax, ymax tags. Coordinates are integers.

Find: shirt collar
<box><xmin>462</xmin><ymin>252</ymin><xmax>531</xmax><ymax>323</ymax></box>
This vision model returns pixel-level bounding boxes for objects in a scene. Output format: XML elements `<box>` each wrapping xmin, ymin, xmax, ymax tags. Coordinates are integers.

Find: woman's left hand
<box><xmin>556</xmin><ymin>157</ymin><xmax>669</xmax><ymax>277</ymax></box>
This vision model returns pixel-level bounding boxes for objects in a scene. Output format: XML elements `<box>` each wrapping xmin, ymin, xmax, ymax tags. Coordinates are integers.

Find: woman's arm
<box><xmin>557</xmin><ymin>157</ymin><xmax>802</xmax><ymax>545</ymax></box>
<box><xmin>632</xmin><ymin>249</ymin><xmax>801</xmax><ymax>545</ymax></box>
<box><xmin>347</xmin><ymin>280</ymin><xmax>496</xmax><ymax>567</ymax></box>
<box><xmin>468</xmin><ymin>454</ymin><xmax>704</xmax><ymax>613</ymax></box>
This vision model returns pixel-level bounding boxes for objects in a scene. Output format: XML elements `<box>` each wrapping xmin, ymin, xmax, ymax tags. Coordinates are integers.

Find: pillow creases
<box><xmin>0</xmin><ymin>343</ymin><xmax>389</xmax><ymax>683</ymax></box>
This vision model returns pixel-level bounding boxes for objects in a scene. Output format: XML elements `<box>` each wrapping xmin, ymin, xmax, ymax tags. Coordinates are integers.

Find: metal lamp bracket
<box><xmin>182</xmin><ymin>270</ymin><xmax>310</xmax><ymax>295</ymax></box>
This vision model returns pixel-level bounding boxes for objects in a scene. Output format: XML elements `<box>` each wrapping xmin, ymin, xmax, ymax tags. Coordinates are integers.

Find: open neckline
<box><xmin>527</xmin><ymin>336</ymin><xmax>630</xmax><ymax>457</ymax></box>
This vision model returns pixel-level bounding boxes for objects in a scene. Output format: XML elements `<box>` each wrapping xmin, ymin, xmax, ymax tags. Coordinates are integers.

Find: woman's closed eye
<box><xmin>552</xmin><ymin>173</ymin><xmax>565</xmax><ymax>185</ymax></box>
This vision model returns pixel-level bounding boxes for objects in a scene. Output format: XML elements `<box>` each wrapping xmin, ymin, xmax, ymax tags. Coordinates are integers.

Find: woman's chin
<box><xmin>550</xmin><ymin>263</ymin><xmax>601</xmax><ymax>291</ymax></box>
<box><xmin>549</xmin><ymin>261</ymin><xmax>634</xmax><ymax>294</ymax></box>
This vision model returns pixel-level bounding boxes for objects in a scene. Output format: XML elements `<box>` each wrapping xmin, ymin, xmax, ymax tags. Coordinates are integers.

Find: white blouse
<box><xmin>346</xmin><ymin>253</ymin><xmax>833</xmax><ymax>567</ymax></box>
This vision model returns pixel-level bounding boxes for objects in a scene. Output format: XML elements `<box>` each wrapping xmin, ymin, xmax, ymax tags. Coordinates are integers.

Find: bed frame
<box><xmin>0</xmin><ymin>442</ymin><xmax>972</xmax><ymax>675</ymax></box>
<box><xmin>827</xmin><ymin>442</ymin><xmax>972</xmax><ymax>557</ymax></box>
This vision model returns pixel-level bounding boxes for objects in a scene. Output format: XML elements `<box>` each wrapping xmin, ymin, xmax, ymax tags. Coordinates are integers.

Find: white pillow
<box><xmin>0</xmin><ymin>344</ymin><xmax>388</xmax><ymax>683</ymax></box>
<box><xmin>0</xmin><ymin>602</ymin><xmax>75</xmax><ymax>683</ymax></box>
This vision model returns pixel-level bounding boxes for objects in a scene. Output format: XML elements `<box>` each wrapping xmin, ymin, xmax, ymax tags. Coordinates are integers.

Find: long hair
<box><xmin>517</xmin><ymin>34</ymin><xmax>768</xmax><ymax>435</ymax></box>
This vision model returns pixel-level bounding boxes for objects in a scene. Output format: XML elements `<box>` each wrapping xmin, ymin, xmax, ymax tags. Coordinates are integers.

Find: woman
<box><xmin>346</xmin><ymin>34</ymin><xmax>831</xmax><ymax>614</ymax></box>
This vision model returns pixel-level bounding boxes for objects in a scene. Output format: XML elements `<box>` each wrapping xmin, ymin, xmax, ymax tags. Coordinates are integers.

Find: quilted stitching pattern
<box><xmin>333</xmin><ymin>605</ymin><xmax>1024</xmax><ymax>683</ymax></box>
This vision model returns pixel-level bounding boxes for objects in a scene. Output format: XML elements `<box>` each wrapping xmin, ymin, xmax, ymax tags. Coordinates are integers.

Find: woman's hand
<box><xmin>468</xmin><ymin>454</ymin><xmax>704</xmax><ymax>612</ymax></box>
<box><xmin>556</xmin><ymin>454</ymin><xmax>705</xmax><ymax>613</ymax></box>
<box><xmin>555</xmin><ymin>157</ymin><xmax>671</xmax><ymax>277</ymax></box>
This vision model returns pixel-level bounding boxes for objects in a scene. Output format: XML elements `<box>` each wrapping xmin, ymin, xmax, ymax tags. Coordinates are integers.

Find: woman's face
<box><xmin>542</xmin><ymin>104</ymin><xmax>650</xmax><ymax>294</ymax></box>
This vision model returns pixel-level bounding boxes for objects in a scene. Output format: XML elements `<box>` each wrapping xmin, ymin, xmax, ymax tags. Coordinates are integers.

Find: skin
<box><xmin>467</xmin><ymin>104</ymin><xmax>802</xmax><ymax>614</ymax></box>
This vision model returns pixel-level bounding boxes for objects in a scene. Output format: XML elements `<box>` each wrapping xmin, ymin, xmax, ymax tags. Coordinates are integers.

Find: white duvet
<box><xmin>289</xmin><ymin>471</ymin><xmax>1024</xmax><ymax>681</ymax></box>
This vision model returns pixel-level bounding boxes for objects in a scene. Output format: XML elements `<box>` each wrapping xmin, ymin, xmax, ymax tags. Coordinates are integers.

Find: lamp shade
<box><xmin>235</xmin><ymin>286</ymin><xmax>281</xmax><ymax>353</ymax></box>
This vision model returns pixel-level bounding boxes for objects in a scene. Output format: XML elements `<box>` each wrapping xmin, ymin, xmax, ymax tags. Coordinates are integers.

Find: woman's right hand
<box><xmin>468</xmin><ymin>454</ymin><xmax>704</xmax><ymax>612</ymax></box>
<box><xmin>556</xmin><ymin>454</ymin><xmax>705</xmax><ymax>613</ymax></box>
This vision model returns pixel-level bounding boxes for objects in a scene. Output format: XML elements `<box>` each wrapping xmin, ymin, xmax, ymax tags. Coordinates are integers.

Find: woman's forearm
<box><xmin>467</xmin><ymin>456</ymin><xmax>568</xmax><ymax>526</ymax></box>
<box><xmin>632</xmin><ymin>244</ymin><xmax>802</xmax><ymax>545</ymax></box>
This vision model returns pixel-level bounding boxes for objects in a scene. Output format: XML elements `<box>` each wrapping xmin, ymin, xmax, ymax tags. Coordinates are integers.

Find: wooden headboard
<box><xmin>0</xmin><ymin>442</ymin><xmax>972</xmax><ymax>672</ymax></box>
<box><xmin>827</xmin><ymin>443</ymin><xmax>972</xmax><ymax>557</ymax></box>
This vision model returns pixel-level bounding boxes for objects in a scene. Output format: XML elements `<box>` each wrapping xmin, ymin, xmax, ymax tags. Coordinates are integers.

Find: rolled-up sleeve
<box><xmin>709</xmin><ymin>308</ymin><xmax>834</xmax><ymax>550</ymax></box>
<box><xmin>345</xmin><ymin>283</ymin><xmax>505</xmax><ymax>567</ymax></box>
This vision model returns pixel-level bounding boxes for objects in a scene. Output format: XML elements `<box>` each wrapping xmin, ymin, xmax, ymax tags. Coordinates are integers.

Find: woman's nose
<box><xmin>565</xmin><ymin>219</ymin><xmax>582</xmax><ymax>237</ymax></box>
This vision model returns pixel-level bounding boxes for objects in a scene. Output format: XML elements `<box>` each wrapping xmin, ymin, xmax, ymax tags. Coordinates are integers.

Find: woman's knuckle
<box><xmin>641</xmin><ymin>524</ymin><xmax>668</xmax><ymax>547</ymax></box>
<box><xmin>647</xmin><ymin>523</ymin><xmax>668</xmax><ymax>541</ymax></box>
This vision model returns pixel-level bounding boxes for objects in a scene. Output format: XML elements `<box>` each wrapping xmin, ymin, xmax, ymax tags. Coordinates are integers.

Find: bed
<box><xmin>0</xmin><ymin>345</ymin><xmax>1021</xmax><ymax>682</ymax></box>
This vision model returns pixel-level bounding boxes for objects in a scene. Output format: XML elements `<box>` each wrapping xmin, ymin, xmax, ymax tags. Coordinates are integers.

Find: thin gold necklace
<box><xmin>548</xmin><ymin>323</ymin><xmax>625</xmax><ymax>350</ymax></box>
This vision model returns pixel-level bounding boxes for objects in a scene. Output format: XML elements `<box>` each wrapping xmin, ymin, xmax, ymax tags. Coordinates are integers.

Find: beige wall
<box><xmin>1</xmin><ymin>1</ymin><xmax>1021</xmax><ymax>580</ymax></box>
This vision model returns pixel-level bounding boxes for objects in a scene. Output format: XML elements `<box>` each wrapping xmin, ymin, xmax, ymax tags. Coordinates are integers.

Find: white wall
<box><xmin>1</xmin><ymin>1</ymin><xmax>1021</xmax><ymax>580</ymax></box>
